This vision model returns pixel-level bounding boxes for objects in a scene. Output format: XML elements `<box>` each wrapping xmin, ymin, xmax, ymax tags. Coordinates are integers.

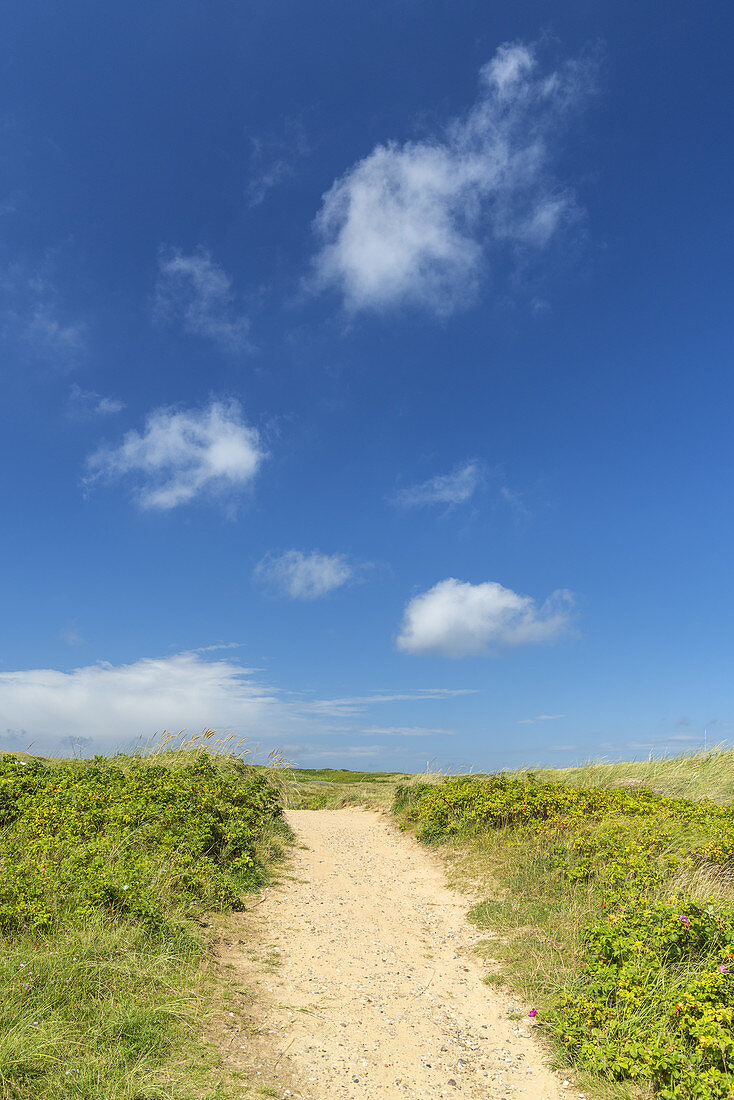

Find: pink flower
<box><xmin>679</xmin><ymin>915</ymin><xmax>691</xmax><ymax>929</ymax></box>
<box><xmin>718</xmin><ymin>965</ymin><xmax>730</xmax><ymax>974</ymax></box>
<box><xmin>528</xmin><ymin>1009</ymin><xmax>537</xmax><ymax>1018</ymax></box>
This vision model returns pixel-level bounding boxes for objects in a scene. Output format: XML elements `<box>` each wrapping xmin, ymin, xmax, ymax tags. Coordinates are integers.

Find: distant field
<box><xmin>286</xmin><ymin>766</ymin><xmax>416</xmax><ymax>809</ymax></box>
<box><xmin>287</xmin><ymin>744</ymin><xmax>734</xmax><ymax>810</ymax></box>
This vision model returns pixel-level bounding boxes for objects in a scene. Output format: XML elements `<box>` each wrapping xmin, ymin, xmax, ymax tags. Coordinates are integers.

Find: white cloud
<box><xmin>254</xmin><ymin>550</ymin><xmax>354</xmax><ymax>600</ymax></box>
<box><xmin>0</xmin><ymin>651</ymin><xmax>472</xmax><ymax>757</ymax></box>
<box><xmin>85</xmin><ymin>399</ymin><xmax>266</xmax><ymax>510</ymax></box>
<box><xmin>517</xmin><ymin>713</ymin><xmax>564</xmax><ymax>725</ymax></box>
<box><xmin>312</xmin><ymin>41</ymin><xmax>592</xmax><ymax>315</ymax></box>
<box><xmin>154</xmin><ymin>248</ymin><xmax>251</xmax><ymax>353</ymax></box>
<box><xmin>304</xmin><ymin>688</ymin><xmax>477</xmax><ymax>717</ymax></box>
<box><xmin>282</xmin><ymin>743</ymin><xmax>394</xmax><ymax>761</ymax></box>
<box><xmin>397</xmin><ymin>578</ymin><xmax>574</xmax><ymax>657</ymax></box>
<box><xmin>358</xmin><ymin>726</ymin><xmax>455</xmax><ymax>737</ymax></box>
<box><xmin>68</xmin><ymin>384</ymin><xmax>124</xmax><ymax>418</ymax></box>
<box><xmin>1</xmin><ymin>269</ymin><xmax>86</xmax><ymax>365</ymax></box>
<box><xmin>394</xmin><ymin>460</ymin><xmax>482</xmax><ymax>507</ymax></box>
<box><xmin>246</xmin><ymin>119</ymin><xmax>310</xmax><ymax>207</ymax></box>
<box><xmin>0</xmin><ymin>652</ymin><xmax>300</xmax><ymax>756</ymax></box>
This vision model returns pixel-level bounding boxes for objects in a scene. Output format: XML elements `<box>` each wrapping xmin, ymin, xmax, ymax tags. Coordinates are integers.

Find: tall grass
<box><xmin>533</xmin><ymin>744</ymin><xmax>734</xmax><ymax>804</ymax></box>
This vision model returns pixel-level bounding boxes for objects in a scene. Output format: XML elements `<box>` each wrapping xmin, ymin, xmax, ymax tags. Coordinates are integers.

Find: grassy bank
<box><xmin>0</xmin><ymin>746</ymin><xmax>289</xmax><ymax>1099</ymax></box>
<box><xmin>394</xmin><ymin>755</ymin><xmax>734</xmax><ymax>1100</ymax></box>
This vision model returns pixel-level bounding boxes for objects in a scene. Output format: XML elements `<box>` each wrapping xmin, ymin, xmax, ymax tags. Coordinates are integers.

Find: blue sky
<box><xmin>1</xmin><ymin>0</ymin><xmax>733</xmax><ymax>769</ymax></box>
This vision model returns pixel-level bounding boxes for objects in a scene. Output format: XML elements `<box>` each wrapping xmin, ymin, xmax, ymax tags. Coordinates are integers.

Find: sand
<box><xmin>214</xmin><ymin>808</ymin><xmax>582</xmax><ymax>1100</ymax></box>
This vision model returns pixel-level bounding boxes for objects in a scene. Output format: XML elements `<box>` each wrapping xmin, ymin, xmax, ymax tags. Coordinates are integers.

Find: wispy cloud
<box><xmin>254</xmin><ymin>550</ymin><xmax>355</xmax><ymax>600</ymax></box>
<box><xmin>60</xmin><ymin>622</ymin><xmax>85</xmax><ymax>646</ymax></box>
<box><xmin>85</xmin><ymin>399</ymin><xmax>266</xmax><ymax>510</ymax></box>
<box><xmin>154</xmin><ymin>248</ymin><xmax>251</xmax><ymax>353</ymax></box>
<box><xmin>1</xmin><ymin>268</ymin><xmax>86</xmax><ymax>366</ymax></box>
<box><xmin>357</xmin><ymin>725</ymin><xmax>456</xmax><ymax>737</ymax></box>
<box><xmin>394</xmin><ymin>460</ymin><xmax>482</xmax><ymax>508</ymax></box>
<box><xmin>517</xmin><ymin>713</ymin><xmax>564</xmax><ymax>725</ymax></box>
<box><xmin>311</xmin><ymin>41</ymin><xmax>593</xmax><ymax>316</ymax></box>
<box><xmin>246</xmin><ymin>119</ymin><xmax>310</xmax><ymax>207</ymax></box>
<box><xmin>397</xmin><ymin>578</ymin><xmax>574</xmax><ymax>657</ymax></box>
<box><xmin>282</xmin><ymin>743</ymin><xmax>398</xmax><ymax>762</ymax></box>
<box><xmin>68</xmin><ymin>384</ymin><xmax>124</xmax><ymax>418</ymax></box>
<box><xmin>304</xmin><ymin>688</ymin><xmax>477</xmax><ymax>717</ymax></box>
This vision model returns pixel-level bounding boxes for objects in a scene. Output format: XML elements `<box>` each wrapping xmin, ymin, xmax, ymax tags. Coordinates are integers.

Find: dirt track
<box><xmin>217</xmin><ymin>809</ymin><xmax>582</xmax><ymax>1099</ymax></box>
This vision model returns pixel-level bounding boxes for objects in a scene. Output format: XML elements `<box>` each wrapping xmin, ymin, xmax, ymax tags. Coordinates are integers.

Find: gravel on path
<box><xmin>215</xmin><ymin>808</ymin><xmax>583</xmax><ymax>1100</ymax></box>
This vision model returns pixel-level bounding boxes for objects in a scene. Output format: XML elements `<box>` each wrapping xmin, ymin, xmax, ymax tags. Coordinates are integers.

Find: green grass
<box><xmin>531</xmin><ymin>745</ymin><xmax>734</xmax><ymax>804</ymax></box>
<box><xmin>394</xmin><ymin>759</ymin><xmax>734</xmax><ymax>1099</ymax></box>
<box><xmin>285</xmin><ymin>767</ymin><xmax>414</xmax><ymax>809</ymax></box>
<box><xmin>0</xmin><ymin>744</ymin><xmax>291</xmax><ymax>1099</ymax></box>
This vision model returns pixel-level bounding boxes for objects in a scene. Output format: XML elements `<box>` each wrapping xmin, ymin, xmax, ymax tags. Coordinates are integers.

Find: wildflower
<box><xmin>528</xmin><ymin>1009</ymin><xmax>537</xmax><ymax>1018</ymax></box>
<box><xmin>718</xmin><ymin>965</ymin><xmax>731</xmax><ymax>974</ymax></box>
<box><xmin>679</xmin><ymin>915</ymin><xmax>691</xmax><ymax>929</ymax></box>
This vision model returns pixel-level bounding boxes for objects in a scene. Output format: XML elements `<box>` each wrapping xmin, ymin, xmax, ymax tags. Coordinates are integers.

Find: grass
<box><xmin>285</xmin><ymin>767</ymin><xmax>415</xmax><ymax>810</ymax></box>
<box><xmin>531</xmin><ymin>745</ymin><xmax>734</xmax><ymax>804</ymax></box>
<box><xmin>392</xmin><ymin>756</ymin><xmax>734</xmax><ymax>1099</ymax></box>
<box><xmin>0</xmin><ymin>734</ymin><xmax>292</xmax><ymax>1100</ymax></box>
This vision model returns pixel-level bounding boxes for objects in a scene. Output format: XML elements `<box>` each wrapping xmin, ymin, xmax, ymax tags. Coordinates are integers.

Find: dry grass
<box><xmin>531</xmin><ymin>743</ymin><xmax>734</xmax><ymax>804</ymax></box>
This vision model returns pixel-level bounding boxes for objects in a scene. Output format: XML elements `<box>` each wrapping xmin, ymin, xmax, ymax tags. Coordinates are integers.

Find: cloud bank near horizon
<box><xmin>0</xmin><ymin>652</ymin><xmax>473</xmax><ymax>757</ymax></box>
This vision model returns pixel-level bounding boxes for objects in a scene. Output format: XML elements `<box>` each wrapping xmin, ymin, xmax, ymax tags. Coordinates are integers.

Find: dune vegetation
<box><xmin>393</xmin><ymin>749</ymin><xmax>734</xmax><ymax>1100</ymax></box>
<box><xmin>0</xmin><ymin>735</ymin><xmax>290</xmax><ymax>1100</ymax></box>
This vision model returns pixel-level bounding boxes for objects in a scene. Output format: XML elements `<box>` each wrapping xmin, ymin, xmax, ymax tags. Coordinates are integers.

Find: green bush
<box><xmin>396</xmin><ymin>775</ymin><xmax>734</xmax><ymax>1098</ymax></box>
<box><xmin>0</xmin><ymin>751</ymin><xmax>287</xmax><ymax>1098</ymax></box>
<box><xmin>0</xmin><ymin>753</ymin><xmax>281</xmax><ymax>935</ymax></box>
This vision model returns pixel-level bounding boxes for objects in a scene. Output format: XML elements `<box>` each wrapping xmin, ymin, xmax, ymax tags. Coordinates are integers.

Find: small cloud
<box><xmin>60</xmin><ymin>622</ymin><xmax>84</xmax><ymax>646</ymax></box>
<box><xmin>304</xmin><ymin>687</ymin><xmax>477</xmax><ymax>718</ymax></box>
<box><xmin>85</xmin><ymin>399</ymin><xmax>266</xmax><ymax>510</ymax></box>
<box><xmin>23</xmin><ymin>305</ymin><xmax>86</xmax><ymax>360</ymax></box>
<box><xmin>193</xmin><ymin>642</ymin><xmax>243</xmax><ymax>654</ymax></box>
<box><xmin>310</xmin><ymin>40</ymin><xmax>594</xmax><ymax>316</ymax></box>
<box><xmin>246</xmin><ymin>119</ymin><xmax>310</xmax><ymax>207</ymax></box>
<box><xmin>154</xmin><ymin>247</ymin><xmax>251</xmax><ymax>353</ymax></box>
<box><xmin>499</xmin><ymin>484</ymin><xmax>530</xmax><ymax>518</ymax></box>
<box><xmin>517</xmin><ymin>713</ymin><xmax>564</xmax><ymax>725</ymax></box>
<box><xmin>1</xmin><ymin>268</ymin><xmax>86</xmax><ymax>366</ymax></box>
<box><xmin>358</xmin><ymin>726</ymin><xmax>455</xmax><ymax>737</ymax></box>
<box><xmin>397</xmin><ymin>578</ymin><xmax>574</xmax><ymax>658</ymax></box>
<box><xmin>394</xmin><ymin>460</ymin><xmax>482</xmax><ymax>508</ymax></box>
<box><xmin>68</xmin><ymin>384</ymin><xmax>124</xmax><ymax>418</ymax></box>
<box><xmin>282</xmin><ymin>743</ymin><xmax>390</xmax><ymax>761</ymax></box>
<box><xmin>254</xmin><ymin>550</ymin><xmax>354</xmax><ymax>600</ymax></box>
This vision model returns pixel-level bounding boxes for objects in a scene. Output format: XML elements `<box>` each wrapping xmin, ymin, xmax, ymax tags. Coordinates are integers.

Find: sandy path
<box><xmin>217</xmin><ymin>809</ymin><xmax>582</xmax><ymax>1100</ymax></box>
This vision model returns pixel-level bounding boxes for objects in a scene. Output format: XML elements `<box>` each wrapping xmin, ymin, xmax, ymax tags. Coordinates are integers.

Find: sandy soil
<box><xmin>215</xmin><ymin>809</ymin><xmax>583</xmax><ymax>1100</ymax></box>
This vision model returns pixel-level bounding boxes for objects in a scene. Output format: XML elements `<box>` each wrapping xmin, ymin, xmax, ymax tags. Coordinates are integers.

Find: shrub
<box><xmin>396</xmin><ymin>774</ymin><xmax>734</xmax><ymax>1097</ymax></box>
<box><xmin>0</xmin><ymin>751</ymin><xmax>287</xmax><ymax>1098</ymax></box>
